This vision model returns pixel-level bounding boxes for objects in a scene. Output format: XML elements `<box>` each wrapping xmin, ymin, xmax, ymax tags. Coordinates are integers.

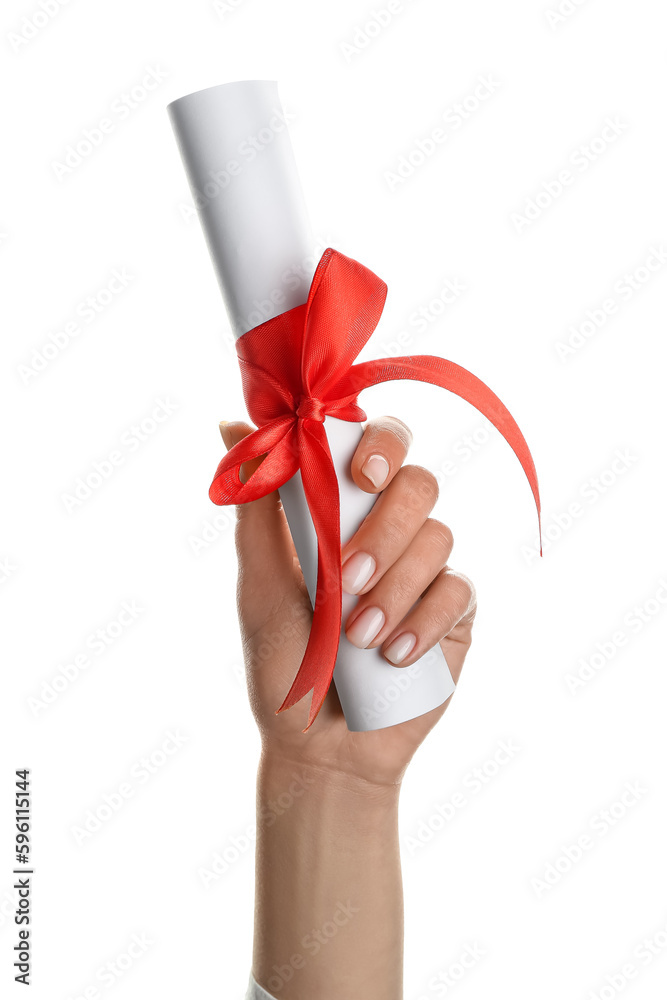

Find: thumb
<box><xmin>219</xmin><ymin>419</ymin><xmax>299</xmax><ymax>595</ymax></box>
<box><xmin>219</xmin><ymin>419</ymin><xmax>274</xmax><ymax>493</ymax></box>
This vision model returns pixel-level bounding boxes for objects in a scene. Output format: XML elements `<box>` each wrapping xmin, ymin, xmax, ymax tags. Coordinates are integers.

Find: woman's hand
<box><xmin>220</xmin><ymin>415</ymin><xmax>476</xmax><ymax>792</ymax></box>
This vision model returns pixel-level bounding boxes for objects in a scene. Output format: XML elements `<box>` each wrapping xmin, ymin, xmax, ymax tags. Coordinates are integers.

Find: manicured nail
<box><xmin>341</xmin><ymin>552</ymin><xmax>376</xmax><ymax>594</ymax></box>
<box><xmin>346</xmin><ymin>607</ymin><xmax>385</xmax><ymax>648</ymax></box>
<box><xmin>384</xmin><ymin>633</ymin><xmax>417</xmax><ymax>665</ymax></box>
<box><xmin>362</xmin><ymin>454</ymin><xmax>389</xmax><ymax>489</ymax></box>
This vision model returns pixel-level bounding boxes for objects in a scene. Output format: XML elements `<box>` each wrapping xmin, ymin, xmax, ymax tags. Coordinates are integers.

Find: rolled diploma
<box><xmin>168</xmin><ymin>80</ymin><xmax>455</xmax><ymax>730</ymax></box>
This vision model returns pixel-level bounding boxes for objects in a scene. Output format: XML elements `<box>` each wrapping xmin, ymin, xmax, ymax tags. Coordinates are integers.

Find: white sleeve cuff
<box><xmin>245</xmin><ymin>973</ymin><xmax>278</xmax><ymax>1000</ymax></box>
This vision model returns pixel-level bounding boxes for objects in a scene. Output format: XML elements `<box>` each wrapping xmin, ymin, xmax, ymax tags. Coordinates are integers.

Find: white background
<box><xmin>2</xmin><ymin>1</ymin><xmax>666</xmax><ymax>998</ymax></box>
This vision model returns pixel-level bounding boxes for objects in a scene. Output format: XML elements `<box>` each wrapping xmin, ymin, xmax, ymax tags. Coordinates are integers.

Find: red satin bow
<box><xmin>210</xmin><ymin>248</ymin><xmax>541</xmax><ymax>730</ymax></box>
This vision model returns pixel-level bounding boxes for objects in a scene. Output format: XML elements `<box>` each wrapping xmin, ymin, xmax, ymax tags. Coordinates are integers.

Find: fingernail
<box><xmin>346</xmin><ymin>606</ymin><xmax>385</xmax><ymax>648</ymax></box>
<box><xmin>384</xmin><ymin>633</ymin><xmax>417</xmax><ymax>665</ymax></box>
<box><xmin>362</xmin><ymin>454</ymin><xmax>389</xmax><ymax>489</ymax></box>
<box><xmin>342</xmin><ymin>552</ymin><xmax>376</xmax><ymax>594</ymax></box>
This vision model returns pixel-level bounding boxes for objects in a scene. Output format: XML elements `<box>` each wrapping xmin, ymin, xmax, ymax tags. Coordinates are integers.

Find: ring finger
<box><xmin>341</xmin><ymin>464</ymin><xmax>440</xmax><ymax>596</ymax></box>
<box><xmin>344</xmin><ymin>518</ymin><xmax>453</xmax><ymax>650</ymax></box>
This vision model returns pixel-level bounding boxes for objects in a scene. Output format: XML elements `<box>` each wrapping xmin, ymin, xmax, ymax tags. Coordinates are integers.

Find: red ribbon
<box><xmin>210</xmin><ymin>248</ymin><xmax>541</xmax><ymax>730</ymax></box>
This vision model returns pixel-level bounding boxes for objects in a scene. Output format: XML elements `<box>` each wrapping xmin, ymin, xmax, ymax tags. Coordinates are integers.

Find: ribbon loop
<box><xmin>210</xmin><ymin>248</ymin><xmax>541</xmax><ymax>731</ymax></box>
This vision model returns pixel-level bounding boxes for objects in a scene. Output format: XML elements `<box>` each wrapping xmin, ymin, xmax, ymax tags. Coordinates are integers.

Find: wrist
<box><xmin>257</xmin><ymin>748</ymin><xmax>402</xmax><ymax>813</ymax></box>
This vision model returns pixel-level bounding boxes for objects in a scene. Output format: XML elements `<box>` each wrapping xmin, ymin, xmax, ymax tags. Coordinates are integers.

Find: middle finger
<box><xmin>341</xmin><ymin>464</ymin><xmax>440</xmax><ymax>596</ymax></box>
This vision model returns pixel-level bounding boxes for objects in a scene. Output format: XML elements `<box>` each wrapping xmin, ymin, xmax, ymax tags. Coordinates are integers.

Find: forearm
<box><xmin>252</xmin><ymin>752</ymin><xmax>404</xmax><ymax>1000</ymax></box>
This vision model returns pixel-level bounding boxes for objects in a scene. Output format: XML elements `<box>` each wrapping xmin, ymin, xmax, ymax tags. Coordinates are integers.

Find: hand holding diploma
<box><xmin>169</xmin><ymin>83</ymin><xmax>539</xmax><ymax>733</ymax></box>
<box><xmin>220</xmin><ymin>413</ymin><xmax>475</xmax><ymax>782</ymax></box>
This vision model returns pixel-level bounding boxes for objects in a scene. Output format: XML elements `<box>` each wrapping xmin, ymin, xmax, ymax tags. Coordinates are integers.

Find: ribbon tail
<box><xmin>276</xmin><ymin>421</ymin><xmax>343</xmax><ymax>731</ymax></box>
<box><xmin>341</xmin><ymin>356</ymin><xmax>542</xmax><ymax>552</ymax></box>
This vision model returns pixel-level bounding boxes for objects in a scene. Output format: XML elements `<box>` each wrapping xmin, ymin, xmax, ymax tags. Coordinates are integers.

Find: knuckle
<box><xmin>426</xmin><ymin>604</ymin><xmax>456</xmax><ymax>638</ymax></box>
<box><xmin>379</xmin><ymin>515</ymin><xmax>407</xmax><ymax>548</ymax></box>
<box><xmin>365</xmin><ymin>415</ymin><xmax>413</xmax><ymax>450</ymax></box>
<box><xmin>448</xmin><ymin>570</ymin><xmax>477</xmax><ymax>615</ymax></box>
<box><xmin>399</xmin><ymin>464</ymin><xmax>439</xmax><ymax>507</ymax></box>
<box><xmin>389</xmin><ymin>571</ymin><xmax>421</xmax><ymax>607</ymax></box>
<box><xmin>420</xmin><ymin>569</ymin><xmax>477</xmax><ymax>638</ymax></box>
<box><xmin>424</xmin><ymin>518</ymin><xmax>453</xmax><ymax>553</ymax></box>
<box><xmin>386</xmin><ymin>415</ymin><xmax>413</xmax><ymax>448</ymax></box>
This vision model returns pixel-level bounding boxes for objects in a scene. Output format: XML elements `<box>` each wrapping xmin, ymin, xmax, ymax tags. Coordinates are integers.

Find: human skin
<box><xmin>220</xmin><ymin>415</ymin><xmax>476</xmax><ymax>1000</ymax></box>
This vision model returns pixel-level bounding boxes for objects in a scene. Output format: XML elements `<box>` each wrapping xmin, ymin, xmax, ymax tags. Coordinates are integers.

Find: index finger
<box><xmin>350</xmin><ymin>416</ymin><xmax>412</xmax><ymax>494</ymax></box>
